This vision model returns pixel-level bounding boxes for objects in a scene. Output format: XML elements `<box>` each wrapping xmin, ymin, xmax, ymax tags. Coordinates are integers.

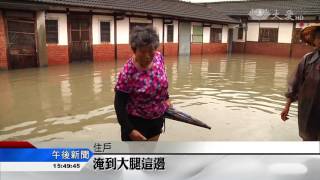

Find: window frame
<box><xmin>166</xmin><ymin>24</ymin><xmax>174</xmax><ymax>43</ymax></box>
<box><xmin>238</xmin><ymin>27</ymin><xmax>244</xmax><ymax>40</ymax></box>
<box><xmin>210</xmin><ymin>27</ymin><xmax>222</xmax><ymax>43</ymax></box>
<box><xmin>45</xmin><ymin>19</ymin><xmax>58</xmax><ymax>44</ymax></box>
<box><xmin>258</xmin><ymin>28</ymin><xmax>278</xmax><ymax>43</ymax></box>
<box><xmin>100</xmin><ymin>21</ymin><xmax>111</xmax><ymax>43</ymax></box>
<box><xmin>192</xmin><ymin>25</ymin><xmax>203</xmax><ymax>43</ymax></box>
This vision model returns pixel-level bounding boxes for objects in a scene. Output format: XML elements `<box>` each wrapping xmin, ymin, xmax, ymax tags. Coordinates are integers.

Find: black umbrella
<box><xmin>164</xmin><ymin>107</ymin><xmax>211</xmax><ymax>130</ymax></box>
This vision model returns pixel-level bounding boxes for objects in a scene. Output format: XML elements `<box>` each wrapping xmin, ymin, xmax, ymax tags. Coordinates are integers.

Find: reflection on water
<box><xmin>0</xmin><ymin>54</ymin><xmax>302</xmax><ymax>141</ymax></box>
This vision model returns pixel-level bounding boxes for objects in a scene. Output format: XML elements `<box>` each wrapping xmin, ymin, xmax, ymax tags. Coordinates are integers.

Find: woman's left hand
<box><xmin>165</xmin><ymin>99</ymin><xmax>172</xmax><ymax>107</ymax></box>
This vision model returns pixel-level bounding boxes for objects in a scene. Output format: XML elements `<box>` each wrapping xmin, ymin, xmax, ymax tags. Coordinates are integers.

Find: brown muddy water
<box><xmin>0</xmin><ymin>54</ymin><xmax>302</xmax><ymax>141</ymax></box>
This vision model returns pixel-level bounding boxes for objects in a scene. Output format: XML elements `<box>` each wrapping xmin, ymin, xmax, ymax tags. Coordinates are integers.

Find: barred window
<box><xmin>167</xmin><ymin>24</ymin><xmax>174</xmax><ymax>42</ymax></box>
<box><xmin>259</xmin><ymin>28</ymin><xmax>278</xmax><ymax>42</ymax></box>
<box><xmin>238</xmin><ymin>27</ymin><xmax>243</xmax><ymax>40</ymax></box>
<box><xmin>210</xmin><ymin>28</ymin><xmax>222</xmax><ymax>43</ymax></box>
<box><xmin>100</xmin><ymin>21</ymin><xmax>110</xmax><ymax>43</ymax></box>
<box><xmin>192</xmin><ymin>25</ymin><xmax>203</xmax><ymax>43</ymax></box>
<box><xmin>46</xmin><ymin>20</ymin><xmax>58</xmax><ymax>43</ymax></box>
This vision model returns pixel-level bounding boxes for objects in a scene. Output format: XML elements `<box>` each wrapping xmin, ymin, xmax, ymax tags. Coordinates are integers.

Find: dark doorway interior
<box><xmin>69</xmin><ymin>14</ymin><xmax>92</xmax><ymax>62</ymax></box>
<box><xmin>5</xmin><ymin>11</ymin><xmax>38</xmax><ymax>69</ymax></box>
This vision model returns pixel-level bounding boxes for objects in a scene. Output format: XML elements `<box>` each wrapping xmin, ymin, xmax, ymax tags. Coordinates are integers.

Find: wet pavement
<box><xmin>0</xmin><ymin>54</ymin><xmax>302</xmax><ymax>141</ymax></box>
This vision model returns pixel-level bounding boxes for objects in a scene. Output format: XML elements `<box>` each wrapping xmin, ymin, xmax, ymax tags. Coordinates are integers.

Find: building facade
<box><xmin>232</xmin><ymin>21</ymin><xmax>317</xmax><ymax>58</ymax></box>
<box><xmin>1</xmin><ymin>0</ymin><xmax>319</xmax><ymax>70</ymax></box>
<box><xmin>0</xmin><ymin>0</ymin><xmax>237</xmax><ymax>70</ymax></box>
<box><xmin>206</xmin><ymin>0</ymin><xmax>320</xmax><ymax>58</ymax></box>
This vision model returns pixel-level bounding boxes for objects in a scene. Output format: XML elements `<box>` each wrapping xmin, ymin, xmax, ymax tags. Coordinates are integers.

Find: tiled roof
<box><xmin>25</xmin><ymin>0</ymin><xmax>239</xmax><ymax>23</ymax></box>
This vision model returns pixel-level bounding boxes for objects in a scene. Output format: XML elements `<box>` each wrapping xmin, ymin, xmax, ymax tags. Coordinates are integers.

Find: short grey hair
<box><xmin>129</xmin><ymin>25</ymin><xmax>159</xmax><ymax>53</ymax></box>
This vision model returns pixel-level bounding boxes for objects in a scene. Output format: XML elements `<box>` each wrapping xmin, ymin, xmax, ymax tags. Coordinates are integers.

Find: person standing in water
<box><xmin>281</xmin><ymin>24</ymin><xmax>320</xmax><ymax>141</ymax></box>
<box><xmin>114</xmin><ymin>26</ymin><xmax>170</xmax><ymax>141</ymax></box>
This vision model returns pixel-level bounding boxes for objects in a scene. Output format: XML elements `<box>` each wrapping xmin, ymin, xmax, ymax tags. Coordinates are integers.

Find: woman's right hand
<box><xmin>129</xmin><ymin>129</ymin><xmax>147</xmax><ymax>141</ymax></box>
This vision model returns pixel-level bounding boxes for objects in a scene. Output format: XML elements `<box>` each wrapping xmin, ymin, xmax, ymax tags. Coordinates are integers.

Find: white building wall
<box><xmin>46</xmin><ymin>13</ymin><xmax>68</xmax><ymax>45</ymax></box>
<box><xmin>116</xmin><ymin>17</ymin><xmax>129</xmax><ymax>44</ymax></box>
<box><xmin>164</xmin><ymin>20</ymin><xmax>179</xmax><ymax>43</ymax></box>
<box><xmin>246</xmin><ymin>22</ymin><xmax>294</xmax><ymax>43</ymax></box>
<box><xmin>173</xmin><ymin>20</ymin><xmax>179</xmax><ymax>43</ymax></box>
<box><xmin>203</xmin><ymin>26</ymin><xmax>210</xmax><ymax>43</ymax></box>
<box><xmin>222</xmin><ymin>25</ymin><xmax>228</xmax><ymax>43</ymax></box>
<box><xmin>278</xmin><ymin>23</ymin><xmax>293</xmax><ymax>43</ymax></box>
<box><xmin>92</xmin><ymin>15</ymin><xmax>114</xmax><ymax>44</ymax></box>
<box><xmin>153</xmin><ymin>18</ymin><xmax>163</xmax><ymax>43</ymax></box>
<box><xmin>247</xmin><ymin>23</ymin><xmax>260</xmax><ymax>42</ymax></box>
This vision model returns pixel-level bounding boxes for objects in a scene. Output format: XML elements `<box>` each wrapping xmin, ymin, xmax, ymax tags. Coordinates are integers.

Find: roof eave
<box><xmin>0</xmin><ymin>1</ymin><xmax>49</xmax><ymax>11</ymax></box>
<box><xmin>31</xmin><ymin>0</ymin><xmax>240</xmax><ymax>24</ymax></box>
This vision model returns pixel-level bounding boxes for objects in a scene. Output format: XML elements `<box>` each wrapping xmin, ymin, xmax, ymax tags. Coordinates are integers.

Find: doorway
<box><xmin>5</xmin><ymin>10</ymin><xmax>38</xmax><ymax>69</ymax></box>
<box><xmin>68</xmin><ymin>14</ymin><xmax>92</xmax><ymax>62</ymax></box>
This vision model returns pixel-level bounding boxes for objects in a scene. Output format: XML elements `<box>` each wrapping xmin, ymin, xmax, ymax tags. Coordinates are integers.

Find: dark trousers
<box><xmin>121</xmin><ymin>115</ymin><xmax>165</xmax><ymax>141</ymax></box>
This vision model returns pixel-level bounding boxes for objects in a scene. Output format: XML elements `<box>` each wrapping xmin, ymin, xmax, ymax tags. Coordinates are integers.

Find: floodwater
<box><xmin>0</xmin><ymin>54</ymin><xmax>302</xmax><ymax>141</ymax></box>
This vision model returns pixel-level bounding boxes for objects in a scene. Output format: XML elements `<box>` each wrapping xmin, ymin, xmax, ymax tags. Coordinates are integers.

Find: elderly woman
<box><xmin>281</xmin><ymin>24</ymin><xmax>320</xmax><ymax>141</ymax></box>
<box><xmin>114</xmin><ymin>26</ymin><xmax>170</xmax><ymax>141</ymax></box>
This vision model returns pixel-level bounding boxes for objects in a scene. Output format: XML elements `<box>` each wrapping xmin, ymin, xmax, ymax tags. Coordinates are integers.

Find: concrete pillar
<box><xmin>36</xmin><ymin>11</ymin><xmax>48</xmax><ymax>67</ymax></box>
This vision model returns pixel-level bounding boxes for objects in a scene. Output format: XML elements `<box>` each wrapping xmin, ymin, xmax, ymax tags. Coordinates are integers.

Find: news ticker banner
<box><xmin>0</xmin><ymin>141</ymin><xmax>320</xmax><ymax>172</ymax></box>
<box><xmin>0</xmin><ymin>148</ymin><xmax>93</xmax><ymax>171</ymax></box>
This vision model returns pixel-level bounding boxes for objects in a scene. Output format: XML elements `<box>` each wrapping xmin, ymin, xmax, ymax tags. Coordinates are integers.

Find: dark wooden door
<box><xmin>5</xmin><ymin>11</ymin><xmax>38</xmax><ymax>69</ymax></box>
<box><xmin>69</xmin><ymin>14</ymin><xmax>92</xmax><ymax>62</ymax></box>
